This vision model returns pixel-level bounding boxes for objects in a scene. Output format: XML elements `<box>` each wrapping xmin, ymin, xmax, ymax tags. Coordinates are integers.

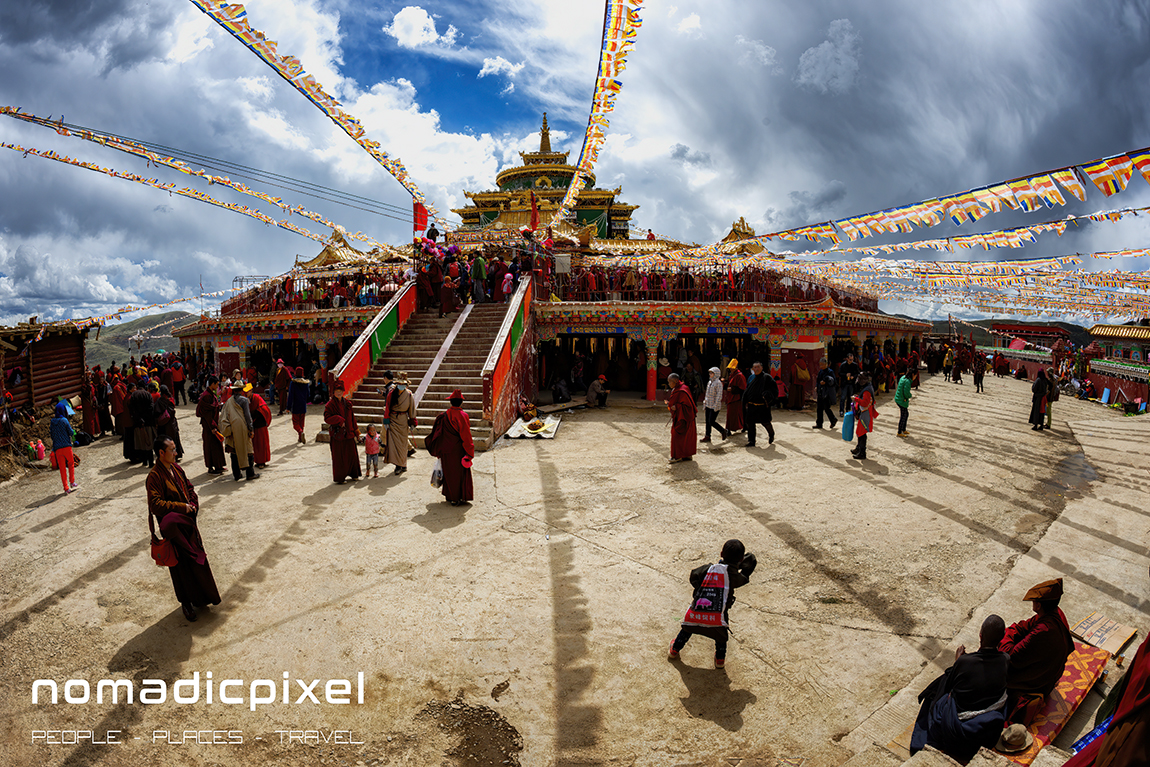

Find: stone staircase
<box><xmin>318</xmin><ymin>303</ymin><xmax>511</xmax><ymax>450</ymax></box>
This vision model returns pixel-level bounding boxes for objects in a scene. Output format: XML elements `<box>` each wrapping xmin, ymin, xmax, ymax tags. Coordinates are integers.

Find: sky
<box><xmin>1</xmin><ymin>0</ymin><xmax>1150</xmax><ymax>325</ymax></box>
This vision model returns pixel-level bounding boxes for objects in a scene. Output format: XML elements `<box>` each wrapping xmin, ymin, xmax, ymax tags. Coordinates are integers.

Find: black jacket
<box><xmin>816</xmin><ymin>367</ymin><xmax>837</xmax><ymax>400</ymax></box>
<box><xmin>742</xmin><ymin>372</ymin><xmax>776</xmax><ymax>408</ymax></box>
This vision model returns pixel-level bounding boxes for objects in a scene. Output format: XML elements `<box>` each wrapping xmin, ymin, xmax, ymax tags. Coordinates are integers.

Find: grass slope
<box><xmin>86</xmin><ymin>311</ymin><xmax>195</xmax><ymax>370</ymax></box>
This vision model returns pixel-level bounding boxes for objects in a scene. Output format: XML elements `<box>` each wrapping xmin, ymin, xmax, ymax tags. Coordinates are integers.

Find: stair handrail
<box><xmin>481</xmin><ymin>277</ymin><xmax>533</xmax><ymax>420</ymax></box>
<box><xmin>332</xmin><ymin>280</ymin><xmax>416</xmax><ymax>397</ymax></box>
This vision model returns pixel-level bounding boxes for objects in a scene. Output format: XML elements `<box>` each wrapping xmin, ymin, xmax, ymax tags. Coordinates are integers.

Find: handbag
<box><xmin>841</xmin><ymin>411</ymin><xmax>855</xmax><ymax>442</ymax></box>
<box><xmin>148</xmin><ymin>514</ymin><xmax>177</xmax><ymax>567</ymax></box>
<box><xmin>430</xmin><ymin>458</ymin><xmax>444</xmax><ymax>488</ymax></box>
<box><xmin>49</xmin><ymin>449</ymin><xmax>58</xmax><ymax>469</ymax></box>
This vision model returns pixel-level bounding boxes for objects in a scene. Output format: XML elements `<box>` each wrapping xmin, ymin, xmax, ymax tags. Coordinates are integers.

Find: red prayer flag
<box><xmin>530</xmin><ymin>191</ymin><xmax>539</xmax><ymax>231</ymax></box>
<box><xmin>413</xmin><ymin>201</ymin><xmax>428</xmax><ymax>232</ymax></box>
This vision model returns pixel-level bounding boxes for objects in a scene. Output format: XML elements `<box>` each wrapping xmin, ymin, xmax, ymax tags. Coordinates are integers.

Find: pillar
<box><xmin>646</xmin><ymin>337</ymin><xmax>659</xmax><ymax>401</ymax></box>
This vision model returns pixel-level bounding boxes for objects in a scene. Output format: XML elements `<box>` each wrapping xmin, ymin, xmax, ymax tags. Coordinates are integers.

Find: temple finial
<box><xmin>540</xmin><ymin>112</ymin><xmax>551</xmax><ymax>153</ymax></box>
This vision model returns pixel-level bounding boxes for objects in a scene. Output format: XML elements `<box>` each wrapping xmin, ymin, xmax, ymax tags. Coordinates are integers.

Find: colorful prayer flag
<box><xmin>1082</xmin><ymin>160</ymin><xmax>1121</xmax><ymax>196</ymax></box>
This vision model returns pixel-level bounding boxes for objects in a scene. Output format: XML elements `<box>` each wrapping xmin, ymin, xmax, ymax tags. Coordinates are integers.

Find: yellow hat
<box><xmin>727</xmin><ymin>358</ymin><xmax>739</xmax><ymax>369</ymax></box>
<box><xmin>1023</xmin><ymin>578</ymin><xmax>1063</xmax><ymax>601</ymax></box>
<box><xmin>243</xmin><ymin>383</ymin><xmax>253</xmax><ymax>393</ymax></box>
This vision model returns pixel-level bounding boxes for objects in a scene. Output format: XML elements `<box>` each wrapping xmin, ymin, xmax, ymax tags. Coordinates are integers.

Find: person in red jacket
<box><xmin>999</xmin><ymin>577</ymin><xmax>1073</xmax><ymax>721</ymax></box>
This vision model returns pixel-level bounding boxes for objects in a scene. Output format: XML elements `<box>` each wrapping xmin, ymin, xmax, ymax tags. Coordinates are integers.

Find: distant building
<box><xmin>1088</xmin><ymin>320</ymin><xmax>1150</xmax><ymax>362</ymax></box>
<box><xmin>990</xmin><ymin>322</ymin><xmax>1070</xmax><ymax>349</ymax></box>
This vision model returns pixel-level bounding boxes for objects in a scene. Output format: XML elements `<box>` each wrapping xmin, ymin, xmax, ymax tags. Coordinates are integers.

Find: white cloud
<box><xmin>676</xmin><ymin>13</ymin><xmax>701</xmax><ymax>35</ymax></box>
<box><xmin>383</xmin><ymin>6</ymin><xmax>459</xmax><ymax>49</ymax></box>
<box><xmin>735</xmin><ymin>35</ymin><xmax>782</xmax><ymax>74</ymax></box>
<box><xmin>478</xmin><ymin>56</ymin><xmax>526</xmax><ymax>78</ymax></box>
<box><xmin>794</xmin><ymin>19</ymin><xmax>861</xmax><ymax>95</ymax></box>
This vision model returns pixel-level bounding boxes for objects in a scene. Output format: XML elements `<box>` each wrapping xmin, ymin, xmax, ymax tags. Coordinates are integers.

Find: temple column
<box><xmin>646</xmin><ymin>337</ymin><xmax>659</xmax><ymax>401</ymax></box>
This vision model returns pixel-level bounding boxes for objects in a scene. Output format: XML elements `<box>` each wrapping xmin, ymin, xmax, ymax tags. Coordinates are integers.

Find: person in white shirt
<box><xmin>701</xmin><ymin>367</ymin><xmax>730</xmax><ymax>443</ymax></box>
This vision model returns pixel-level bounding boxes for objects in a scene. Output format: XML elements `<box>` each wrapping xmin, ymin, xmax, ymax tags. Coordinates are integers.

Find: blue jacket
<box><xmin>49</xmin><ymin>416</ymin><xmax>74</xmax><ymax>450</ymax></box>
<box><xmin>286</xmin><ymin>379</ymin><xmax>311</xmax><ymax>414</ymax></box>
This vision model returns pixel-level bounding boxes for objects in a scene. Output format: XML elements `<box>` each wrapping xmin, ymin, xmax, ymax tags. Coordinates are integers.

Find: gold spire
<box><xmin>540</xmin><ymin>112</ymin><xmax>551</xmax><ymax>153</ymax></box>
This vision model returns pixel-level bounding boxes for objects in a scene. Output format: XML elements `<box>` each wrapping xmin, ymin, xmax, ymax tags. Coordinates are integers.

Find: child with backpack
<box><xmin>669</xmin><ymin>539</ymin><xmax>757</xmax><ymax>669</ymax></box>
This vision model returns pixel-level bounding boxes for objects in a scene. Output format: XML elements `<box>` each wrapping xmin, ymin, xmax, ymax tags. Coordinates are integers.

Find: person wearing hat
<box><xmin>275</xmin><ymin>359</ymin><xmax>291</xmax><ymax>415</ymax></box>
<box><xmin>426</xmin><ymin>390</ymin><xmax>474</xmax><ymax>504</ymax></box>
<box><xmin>384</xmin><ymin>373</ymin><xmax>417</xmax><ymax>475</ymax></box>
<box><xmin>195</xmin><ymin>376</ymin><xmax>227</xmax><ymax>474</ymax></box>
<box><xmin>219</xmin><ymin>382</ymin><xmax>258</xmax><ymax>481</ymax></box>
<box><xmin>724</xmin><ymin>358</ymin><xmax>746</xmax><ymax>433</ymax></box>
<box><xmin>286</xmin><ymin>366</ymin><xmax>311</xmax><ymax>444</ymax></box>
<box><xmin>247</xmin><ymin>383</ymin><xmax>272</xmax><ymax>469</ymax></box>
<box><xmin>666</xmin><ymin>373</ymin><xmax>697</xmax><ymax>463</ymax></box>
<box><xmin>586</xmin><ymin>374</ymin><xmax>610</xmax><ymax>409</ymax></box>
<box><xmin>701</xmin><ymin>367</ymin><xmax>729</xmax><ymax>443</ymax></box>
<box><xmin>323</xmin><ymin>379</ymin><xmax>361</xmax><ymax>484</ymax></box>
<box><xmin>911</xmin><ymin>614</ymin><xmax>1010</xmax><ymax>762</ymax></box>
<box><xmin>999</xmin><ymin>578</ymin><xmax>1073</xmax><ymax>720</ymax></box>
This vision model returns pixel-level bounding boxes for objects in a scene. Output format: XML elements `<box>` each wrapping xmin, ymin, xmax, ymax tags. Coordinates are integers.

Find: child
<box><xmin>49</xmin><ymin>401</ymin><xmax>79</xmax><ymax>494</ymax></box>
<box><xmin>364</xmin><ymin>424</ymin><xmax>382</xmax><ymax>478</ymax></box>
<box><xmin>669</xmin><ymin>539</ymin><xmax>757</xmax><ymax>669</ymax></box>
<box><xmin>501</xmin><ymin>270</ymin><xmax>514</xmax><ymax>302</ymax></box>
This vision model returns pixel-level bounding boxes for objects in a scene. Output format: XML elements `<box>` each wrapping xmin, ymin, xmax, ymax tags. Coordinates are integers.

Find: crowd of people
<box><xmin>555</xmin><ymin>264</ymin><xmax>879</xmax><ymax>311</ymax></box>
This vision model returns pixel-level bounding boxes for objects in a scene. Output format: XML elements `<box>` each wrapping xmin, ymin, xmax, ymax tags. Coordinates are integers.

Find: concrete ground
<box><xmin>1</xmin><ymin>372</ymin><xmax>1146</xmax><ymax>767</ymax></box>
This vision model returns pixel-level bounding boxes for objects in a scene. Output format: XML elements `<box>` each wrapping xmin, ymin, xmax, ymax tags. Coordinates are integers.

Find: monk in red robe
<box><xmin>248</xmin><ymin>386</ymin><xmax>272</xmax><ymax>468</ymax></box>
<box><xmin>195</xmin><ymin>377</ymin><xmax>226</xmax><ymax>474</ymax></box>
<box><xmin>323</xmin><ymin>380</ymin><xmax>361</xmax><ymax>484</ymax></box>
<box><xmin>147</xmin><ymin>435</ymin><xmax>220</xmax><ymax>623</ymax></box>
<box><xmin>667</xmin><ymin>373</ymin><xmax>697</xmax><ymax>463</ymax></box>
<box><xmin>111</xmin><ymin>377</ymin><xmax>128</xmax><ymax>436</ymax></box>
<box><xmin>724</xmin><ymin>359</ymin><xmax>746</xmax><ymax>432</ymax></box>
<box><xmin>428</xmin><ymin>389</ymin><xmax>474</xmax><ymax>505</ymax></box>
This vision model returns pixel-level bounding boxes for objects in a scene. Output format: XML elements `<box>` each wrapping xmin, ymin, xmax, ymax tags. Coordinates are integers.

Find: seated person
<box><xmin>911</xmin><ymin>615</ymin><xmax>1010</xmax><ymax>763</ymax></box>
<box><xmin>587</xmin><ymin>375</ymin><xmax>610</xmax><ymax>408</ymax></box>
<box><xmin>1000</xmin><ymin>578</ymin><xmax>1074</xmax><ymax>721</ymax></box>
<box><xmin>1078</xmin><ymin>380</ymin><xmax>1097</xmax><ymax>400</ymax></box>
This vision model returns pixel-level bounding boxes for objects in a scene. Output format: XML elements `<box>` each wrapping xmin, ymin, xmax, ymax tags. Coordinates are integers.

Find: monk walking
<box><xmin>247</xmin><ymin>384</ymin><xmax>272</xmax><ymax>468</ymax></box>
<box><xmin>667</xmin><ymin>372</ymin><xmax>697</xmax><ymax>463</ymax></box>
<box><xmin>195</xmin><ymin>376</ymin><xmax>226</xmax><ymax>474</ymax></box>
<box><xmin>287</xmin><ymin>366</ymin><xmax>311</xmax><ymax>443</ymax></box>
<box><xmin>220</xmin><ymin>382</ymin><xmax>259</xmax><ymax>481</ymax></box>
<box><xmin>323</xmin><ymin>380</ymin><xmax>361</xmax><ymax>484</ymax></box>
<box><xmin>427</xmin><ymin>390</ymin><xmax>474</xmax><ymax>505</ymax></box>
<box><xmin>275</xmin><ymin>359</ymin><xmax>290</xmax><ymax>415</ymax></box>
<box><xmin>724</xmin><ymin>358</ymin><xmax>745</xmax><ymax>433</ymax></box>
<box><xmin>384</xmin><ymin>373</ymin><xmax>417</xmax><ymax>475</ymax></box>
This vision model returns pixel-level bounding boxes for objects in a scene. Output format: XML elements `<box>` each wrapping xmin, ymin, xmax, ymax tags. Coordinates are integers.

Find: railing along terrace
<box><xmin>220</xmin><ymin>266</ymin><xmax>410</xmax><ymax>316</ymax></box>
<box><xmin>543</xmin><ymin>266</ymin><xmax>878</xmax><ymax>311</ymax></box>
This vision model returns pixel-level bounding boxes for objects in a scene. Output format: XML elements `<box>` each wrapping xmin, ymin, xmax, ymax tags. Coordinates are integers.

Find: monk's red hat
<box><xmin>446</xmin><ymin>389</ymin><xmax>464</xmax><ymax>401</ymax></box>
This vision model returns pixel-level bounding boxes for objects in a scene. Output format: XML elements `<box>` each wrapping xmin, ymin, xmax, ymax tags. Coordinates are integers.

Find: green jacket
<box><xmin>894</xmin><ymin>375</ymin><xmax>913</xmax><ymax>408</ymax></box>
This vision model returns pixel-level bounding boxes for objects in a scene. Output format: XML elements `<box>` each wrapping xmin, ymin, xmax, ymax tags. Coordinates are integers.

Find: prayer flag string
<box><xmin>187</xmin><ymin>0</ymin><xmax>438</xmax><ymax>221</ymax></box>
<box><xmin>550</xmin><ymin>0</ymin><xmax>644</xmax><ymax>227</ymax></box>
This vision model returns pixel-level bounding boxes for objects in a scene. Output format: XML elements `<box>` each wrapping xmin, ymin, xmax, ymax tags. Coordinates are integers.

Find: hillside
<box><xmin>86</xmin><ymin>311</ymin><xmax>195</xmax><ymax>370</ymax></box>
<box><xmin>893</xmin><ymin>317</ymin><xmax>1092</xmax><ymax>347</ymax></box>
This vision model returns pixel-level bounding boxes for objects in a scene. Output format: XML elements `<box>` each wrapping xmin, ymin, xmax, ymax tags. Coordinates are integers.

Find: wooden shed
<box><xmin>1</xmin><ymin>321</ymin><xmax>93</xmax><ymax>410</ymax></box>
